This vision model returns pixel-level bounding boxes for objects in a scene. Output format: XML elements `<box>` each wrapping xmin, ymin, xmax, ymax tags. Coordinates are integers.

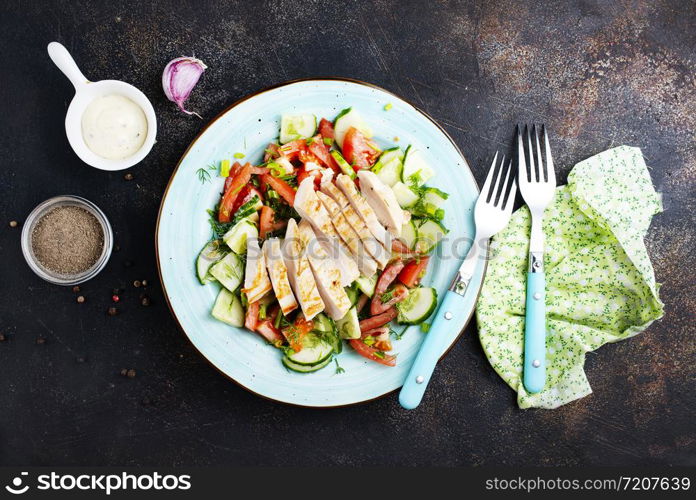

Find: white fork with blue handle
<box><xmin>517</xmin><ymin>124</ymin><xmax>556</xmax><ymax>394</ymax></box>
<box><xmin>399</xmin><ymin>153</ymin><xmax>517</xmax><ymax>409</ymax></box>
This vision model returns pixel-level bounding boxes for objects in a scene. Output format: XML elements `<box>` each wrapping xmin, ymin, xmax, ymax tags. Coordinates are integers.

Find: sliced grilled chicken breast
<box><xmin>242</xmin><ymin>237</ymin><xmax>272</xmax><ymax>304</ymax></box>
<box><xmin>335</xmin><ymin>174</ymin><xmax>391</xmax><ymax>252</ymax></box>
<box><xmin>282</xmin><ymin>219</ymin><xmax>324</xmax><ymax>320</ymax></box>
<box><xmin>262</xmin><ymin>238</ymin><xmax>298</xmax><ymax>316</ymax></box>
<box><xmin>296</xmin><ymin>220</ymin><xmax>351</xmax><ymax>320</ymax></box>
<box><xmin>316</xmin><ymin>190</ymin><xmax>378</xmax><ymax>277</ymax></box>
<box><xmin>294</xmin><ymin>178</ymin><xmax>359</xmax><ymax>286</ymax></box>
<box><xmin>356</xmin><ymin>170</ymin><xmax>404</xmax><ymax>237</ymax></box>
<box><xmin>321</xmin><ymin>181</ymin><xmax>390</xmax><ymax>269</ymax></box>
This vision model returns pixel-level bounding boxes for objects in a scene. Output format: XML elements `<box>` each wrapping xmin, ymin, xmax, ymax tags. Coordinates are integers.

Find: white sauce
<box><xmin>81</xmin><ymin>95</ymin><xmax>147</xmax><ymax>160</ymax></box>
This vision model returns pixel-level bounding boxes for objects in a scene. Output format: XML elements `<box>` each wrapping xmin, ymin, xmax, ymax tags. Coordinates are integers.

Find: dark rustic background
<box><xmin>0</xmin><ymin>0</ymin><xmax>693</xmax><ymax>466</ymax></box>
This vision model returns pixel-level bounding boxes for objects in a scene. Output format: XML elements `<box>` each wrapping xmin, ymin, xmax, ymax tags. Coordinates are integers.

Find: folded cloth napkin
<box><xmin>476</xmin><ymin>146</ymin><xmax>664</xmax><ymax>409</ymax></box>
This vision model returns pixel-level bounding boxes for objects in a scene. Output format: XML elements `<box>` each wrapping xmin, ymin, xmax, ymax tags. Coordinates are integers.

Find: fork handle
<box><xmin>523</xmin><ymin>270</ymin><xmax>546</xmax><ymax>393</ymax></box>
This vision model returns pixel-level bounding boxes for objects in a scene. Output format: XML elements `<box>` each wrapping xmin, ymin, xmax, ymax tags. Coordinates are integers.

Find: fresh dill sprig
<box><xmin>197</xmin><ymin>167</ymin><xmax>212</xmax><ymax>183</ymax></box>
<box><xmin>334</xmin><ymin>358</ymin><xmax>345</xmax><ymax>375</ymax></box>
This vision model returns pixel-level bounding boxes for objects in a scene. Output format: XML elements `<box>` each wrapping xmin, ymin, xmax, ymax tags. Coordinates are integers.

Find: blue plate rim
<box><xmin>155</xmin><ymin>77</ymin><xmax>485</xmax><ymax>408</ymax></box>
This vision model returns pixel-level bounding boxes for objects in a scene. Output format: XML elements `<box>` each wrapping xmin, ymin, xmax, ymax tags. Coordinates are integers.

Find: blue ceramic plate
<box><xmin>156</xmin><ymin>78</ymin><xmax>483</xmax><ymax>407</ymax></box>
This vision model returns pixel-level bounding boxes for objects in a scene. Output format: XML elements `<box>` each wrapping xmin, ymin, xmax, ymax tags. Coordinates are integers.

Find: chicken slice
<box><xmin>323</xmin><ymin>180</ymin><xmax>390</xmax><ymax>268</ymax></box>
<box><xmin>316</xmin><ymin>190</ymin><xmax>378</xmax><ymax>277</ymax></box>
<box><xmin>262</xmin><ymin>237</ymin><xmax>298</xmax><ymax>316</ymax></box>
<box><xmin>294</xmin><ymin>178</ymin><xmax>359</xmax><ymax>286</ymax></box>
<box><xmin>282</xmin><ymin>219</ymin><xmax>324</xmax><ymax>320</ymax></box>
<box><xmin>335</xmin><ymin>174</ymin><xmax>392</xmax><ymax>252</ymax></box>
<box><xmin>356</xmin><ymin>170</ymin><xmax>404</xmax><ymax>237</ymax></box>
<box><xmin>296</xmin><ymin>220</ymin><xmax>351</xmax><ymax>320</ymax></box>
<box><xmin>242</xmin><ymin>237</ymin><xmax>272</xmax><ymax>304</ymax></box>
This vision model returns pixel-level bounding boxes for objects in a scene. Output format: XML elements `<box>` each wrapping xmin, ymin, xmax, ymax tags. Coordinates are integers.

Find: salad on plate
<box><xmin>196</xmin><ymin>107</ymin><xmax>449</xmax><ymax>373</ymax></box>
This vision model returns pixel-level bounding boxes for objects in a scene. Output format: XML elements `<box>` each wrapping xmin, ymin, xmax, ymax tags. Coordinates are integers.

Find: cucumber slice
<box><xmin>209</xmin><ymin>252</ymin><xmax>244</xmax><ymax>292</ymax></box>
<box><xmin>402</xmin><ymin>145</ymin><xmax>434</xmax><ymax>186</ymax></box>
<box><xmin>334</xmin><ymin>107</ymin><xmax>373</xmax><ymax>148</ymax></box>
<box><xmin>196</xmin><ymin>240</ymin><xmax>227</xmax><ymax>284</ymax></box>
<box><xmin>345</xmin><ymin>285</ymin><xmax>360</xmax><ymax>306</ymax></box>
<box><xmin>222</xmin><ymin>218</ymin><xmax>258</xmax><ymax>254</ymax></box>
<box><xmin>375</xmin><ymin>147</ymin><xmax>404</xmax><ymax>167</ymax></box>
<box><xmin>336</xmin><ymin>306</ymin><xmax>360</xmax><ymax>339</ymax></box>
<box><xmin>414</xmin><ymin>219</ymin><xmax>448</xmax><ymax>253</ymax></box>
<box><xmin>330</xmin><ymin>150</ymin><xmax>356</xmax><ymax>179</ymax></box>
<box><xmin>397</xmin><ymin>287</ymin><xmax>438</xmax><ymax>325</ymax></box>
<box><xmin>392</xmin><ymin>181</ymin><xmax>419</xmax><ymax>208</ymax></box>
<box><xmin>398</xmin><ymin>219</ymin><xmax>418</xmax><ymax>250</ymax></box>
<box><xmin>312</xmin><ymin>313</ymin><xmax>342</xmax><ymax>354</ymax></box>
<box><xmin>280</xmin><ymin>114</ymin><xmax>317</xmax><ymax>144</ymax></box>
<box><xmin>423</xmin><ymin>187</ymin><xmax>449</xmax><ymax>208</ymax></box>
<box><xmin>282</xmin><ymin>355</ymin><xmax>332</xmax><ymax>373</ymax></box>
<box><xmin>211</xmin><ymin>288</ymin><xmax>244</xmax><ymax>327</ymax></box>
<box><xmin>285</xmin><ymin>332</ymin><xmax>334</xmax><ymax>366</ymax></box>
<box><xmin>355</xmin><ymin>274</ymin><xmax>377</xmax><ymax>298</ymax></box>
<box><xmin>373</xmin><ymin>158</ymin><xmax>403</xmax><ymax>187</ymax></box>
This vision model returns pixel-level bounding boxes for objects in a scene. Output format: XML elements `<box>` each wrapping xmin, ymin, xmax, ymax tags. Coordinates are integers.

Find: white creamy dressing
<box><xmin>81</xmin><ymin>95</ymin><xmax>147</xmax><ymax>160</ymax></box>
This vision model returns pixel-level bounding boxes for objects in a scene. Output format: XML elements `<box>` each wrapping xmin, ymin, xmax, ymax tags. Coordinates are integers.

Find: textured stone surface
<box><xmin>0</xmin><ymin>0</ymin><xmax>693</xmax><ymax>466</ymax></box>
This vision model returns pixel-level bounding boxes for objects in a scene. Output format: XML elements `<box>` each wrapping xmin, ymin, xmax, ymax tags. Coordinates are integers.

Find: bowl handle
<box><xmin>47</xmin><ymin>42</ymin><xmax>89</xmax><ymax>92</ymax></box>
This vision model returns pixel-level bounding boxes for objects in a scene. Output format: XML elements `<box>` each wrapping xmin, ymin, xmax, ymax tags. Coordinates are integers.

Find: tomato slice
<box><xmin>349</xmin><ymin>339</ymin><xmax>396</xmax><ymax>366</ymax></box>
<box><xmin>278</xmin><ymin>139</ymin><xmax>306</xmax><ymax>162</ymax></box>
<box><xmin>255</xmin><ymin>319</ymin><xmax>283</xmax><ymax>346</ymax></box>
<box><xmin>263</xmin><ymin>143</ymin><xmax>280</xmax><ymax>163</ymax></box>
<box><xmin>259</xmin><ymin>206</ymin><xmax>274</xmax><ymax>239</ymax></box>
<box><xmin>219</xmin><ymin>164</ymin><xmax>252</xmax><ymax>222</ymax></box>
<box><xmin>342</xmin><ymin>127</ymin><xmax>380</xmax><ymax>170</ymax></box>
<box><xmin>359</xmin><ymin>307</ymin><xmax>398</xmax><ymax>332</ymax></box>
<box><xmin>318</xmin><ymin>118</ymin><xmax>334</xmax><ymax>140</ymax></box>
<box><xmin>398</xmin><ymin>256</ymin><xmax>430</xmax><ymax>288</ymax></box>
<box><xmin>245</xmin><ymin>301</ymin><xmax>260</xmax><ymax>331</ymax></box>
<box><xmin>297</xmin><ymin>166</ymin><xmax>322</xmax><ymax>190</ymax></box>
<box><xmin>262</xmin><ymin>173</ymin><xmax>296</xmax><ymax>206</ymax></box>
<box><xmin>230</xmin><ymin>185</ymin><xmax>263</xmax><ymax>215</ymax></box>
<box><xmin>371</xmin><ymin>260</ymin><xmax>405</xmax><ymax>315</ymax></box>
<box><xmin>307</xmin><ymin>135</ymin><xmax>340</xmax><ymax>173</ymax></box>
<box><xmin>223</xmin><ymin>162</ymin><xmax>243</xmax><ymax>193</ymax></box>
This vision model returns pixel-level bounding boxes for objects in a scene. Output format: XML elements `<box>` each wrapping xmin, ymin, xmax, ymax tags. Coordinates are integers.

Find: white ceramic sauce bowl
<box><xmin>47</xmin><ymin>42</ymin><xmax>157</xmax><ymax>171</ymax></box>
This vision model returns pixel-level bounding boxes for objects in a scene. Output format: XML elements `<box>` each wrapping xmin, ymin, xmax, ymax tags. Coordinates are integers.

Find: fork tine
<box><xmin>526</xmin><ymin>124</ymin><xmax>536</xmax><ymax>182</ymax></box>
<box><xmin>480</xmin><ymin>151</ymin><xmax>498</xmax><ymax>200</ymax></box>
<box><xmin>495</xmin><ymin>158</ymin><xmax>512</xmax><ymax>207</ymax></box>
<box><xmin>517</xmin><ymin>124</ymin><xmax>527</xmax><ymax>183</ymax></box>
<box><xmin>533</xmin><ymin>124</ymin><xmax>544</xmax><ymax>182</ymax></box>
<box><xmin>491</xmin><ymin>154</ymin><xmax>505</xmax><ymax>203</ymax></box>
<box><xmin>503</xmin><ymin>176</ymin><xmax>517</xmax><ymax>215</ymax></box>
<box><xmin>543</xmin><ymin>125</ymin><xmax>556</xmax><ymax>186</ymax></box>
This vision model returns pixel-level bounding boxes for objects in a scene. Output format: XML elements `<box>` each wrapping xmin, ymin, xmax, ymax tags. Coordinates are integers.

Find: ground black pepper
<box><xmin>31</xmin><ymin>206</ymin><xmax>103</xmax><ymax>275</ymax></box>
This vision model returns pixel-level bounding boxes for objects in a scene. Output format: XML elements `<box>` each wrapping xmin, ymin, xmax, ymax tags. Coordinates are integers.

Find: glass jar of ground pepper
<box><xmin>21</xmin><ymin>196</ymin><xmax>113</xmax><ymax>285</ymax></box>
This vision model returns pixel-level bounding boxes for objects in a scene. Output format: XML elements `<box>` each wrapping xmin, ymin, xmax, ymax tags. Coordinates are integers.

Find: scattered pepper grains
<box><xmin>76</xmin><ymin>356</ymin><xmax>85</xmax><ymax>363</ymax></box>
<box><xmin>133</xmin><ymin>280</ymin><xmax>141</xmax><ymax>288</ymax></box>
<box><xmin>72</xmin><ymin>285</ymin><xmax>81</xmax><ymax>293</ymax></box>
<box><xmin>9</xmin><ymin>220</ymin><xmax>18</xmax><ymax>228</ymax></box>
<box><xmin>76</xmin><ymin>295</ymin><xmax>85</xmax><ymax>304</ymax></box>
<box><xmin>141</xmin><ymin>296</ymin><xmax>151</xmax><ymax>307</ymax></box>
<box><xmin>120</xmin><ymin>368</ymin><xmax>128</xmax><ymax>376</ymax></box>
<box><xmin>126</xmin><ymin>369</ymin><xmax>136</xmax><ymax>378</ymax></box>
<box><xmin>107</xmin><ymin>306</ymin><xmax>118</xmax><ymax>316</ymax></box>
<box><xmin>124</xmin><ymin>172</ymin><xmax>134</xmax><ymax>181</ymax></box>
<box><xmin>141</xmin><ymin>280</ymin><xmax>148</xmax><ymax>287</ymax></box>
<box><xmin>36</xmin><ymin>337</ymin><xmax>46</xmax><ymax>345</ymax></box>
<box><xmin>0</xmin><ymin>333</ymin><xmax>6</xmax><ymax>342</ymax></box>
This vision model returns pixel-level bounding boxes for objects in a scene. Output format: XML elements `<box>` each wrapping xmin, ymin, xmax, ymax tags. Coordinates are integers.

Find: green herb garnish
<box><xmin>334</xmin><ymin>358</ymin><xmax>345</xmax><ymax>375</ymax></box>
<box><xmin>383</xmin><ymin>102</ymin><xmax>393</xmax><ymax>111</ymax></box>
<box><xmin>233</xmin><ymin>152</ymin><xmax>245</xmax><ymax>159</ymax></box>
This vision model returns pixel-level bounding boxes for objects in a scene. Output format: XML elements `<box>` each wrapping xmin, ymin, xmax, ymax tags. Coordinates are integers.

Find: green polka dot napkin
<box><xmin>476</xmin><ymin>146</ymin><xmax>664</xmax><ymax>409</ymax></box>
